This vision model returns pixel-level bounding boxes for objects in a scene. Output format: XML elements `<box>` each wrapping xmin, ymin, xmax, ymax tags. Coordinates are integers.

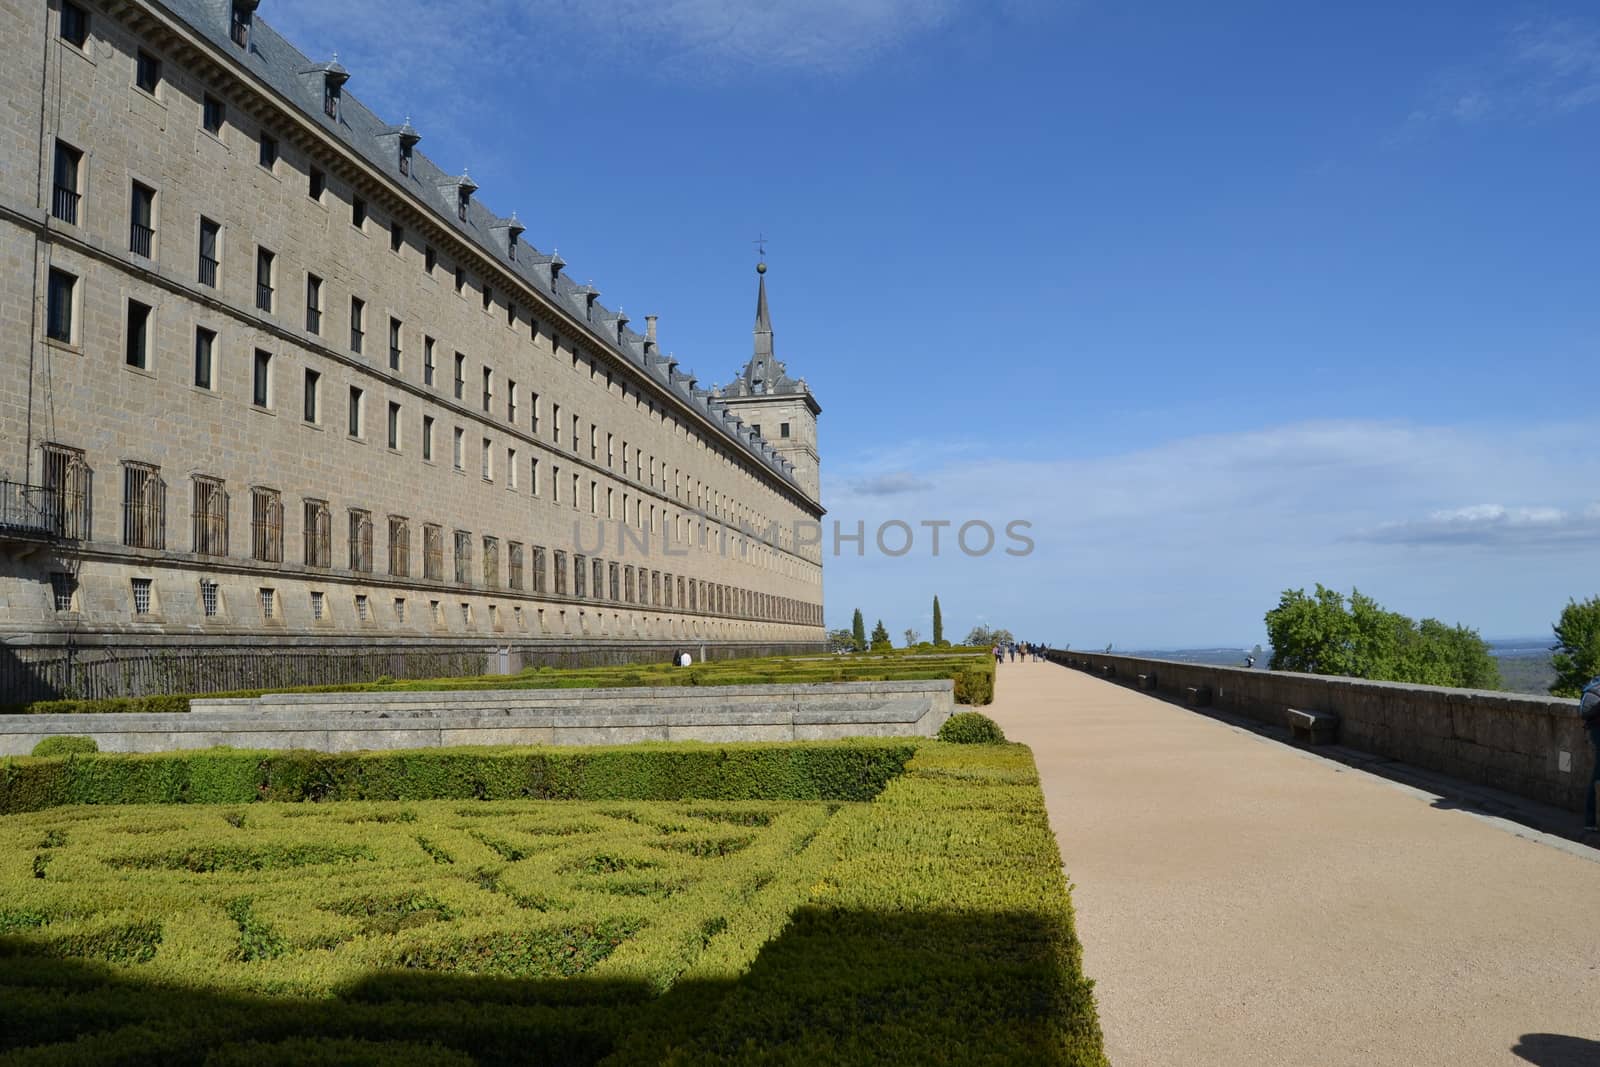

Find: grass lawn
<box><xmin>0</xmin><ymin>741</ymin><xmax>1104</xmax><ymax>1065</ymax></box>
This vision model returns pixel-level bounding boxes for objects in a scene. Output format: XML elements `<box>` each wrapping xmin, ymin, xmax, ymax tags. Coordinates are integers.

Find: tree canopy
<box><xmin>1550</xmin><ymin>595</ymin><xmax>1600</xmax><ymax>697</ymax></box>
<box><xmin>932</xmin><ymin>596</ymin><xmax>945</xmax><ymax>647</ymax></box>
<box><xmin>1264</xmin><ymin>585</ymin><xmax>1499</xmax><ymax>690</ymax></box>
<box><xmin>851</xmin><ymin>609</ymin><xmax>867</xmax><ymax>653</ymax></box>
<box><xmin>870</xmin><ymin>619</ymin><xmax>892</xmax><ymax>651</ymax></box>
<box><xmin>963</xmin><ymin>625</ymin><xmax>1015</xmax><ymax>648</ymax></box>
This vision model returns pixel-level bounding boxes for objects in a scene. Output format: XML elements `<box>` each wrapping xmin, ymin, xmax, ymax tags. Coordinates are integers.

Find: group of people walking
<box><xmin>993</xmin><ymin>641</ymin><xmax>1046</xmax><ymax>664</ymax></box>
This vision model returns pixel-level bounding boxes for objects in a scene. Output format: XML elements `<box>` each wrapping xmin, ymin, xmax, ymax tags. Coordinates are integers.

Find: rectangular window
<box><xmin>126</xmin><ymin>297</ymin><xmax>153</xmax><ymax>368</ymax></box>
<box><xmin>323</xmin><ymin>79</ymin><xmax>340</xmax><ymax>119</ymax></box>
<box><xmin>305</xmin><ymin>274</ymin><xmax>322</xmax><ymax>333</ymax></box>
<box><xmin>530</xmin><ymin>457</ymin><xmax>539</xmax><ymax>497</ymax></box>
<box><xmin>508</xmin><ymin>542</ymin><xmax>524</xmax><ymax>590</ymax></box>
<box><xmin>230</xmin><ymin>4</ymin><xmax>251</xmax><ymax>47</ymax></box>
<box><xmin>200</xmin><ymin>580</ymin><xmax>220</xmax><ymax>617</ymax></box>
<box><xmin>452</xmin><ymin>427</ymin><xmax>464</xmax><ymax>470</ymax></box>
<box><xmin>198</xmin><ymin>217</ymin><xmax>220</xmax><ymax>286</ymax></box>
<box><xmin>390</xmin><ymin>221</ymin><xmax>404</xmax><ymax>254</ymax></box>
<box><xmin>422</xmin><ymin>415</ymin><xmax>434</xmax><ymax>461</ymax></box>
<box><xmin>481</xmin><ymin>437</ymin><xmax>493</xmax><ymax>481</ymax></box>
<box><xmin>453</xmin><ymin>353</ymin><xmax>465</xmax><ymax>399</ymax></box>
<box><xmin>507</xmin><ymin>447</ymin><xmax>518</xmax><ymax>489</ymax></box>
<box><xmin>46</xmin><ymin>268</ymin><xmax>75</xmax><ymax>344</ymax></box>
<box><xmin>135</xmin><ymin>49</ymin><xmax>161</xmax><ymax>93</ymax></box>
<box><xmin>387</xmin><ymin>401</ymin><xmax>400</xmax><ymax>449</ymax></box>
<box><xmin>506</xmin><ymin>301</ymin><xmax>515</xmax><ymax>326</ymax></box>
<box><xmin>351</xmin><ymin>197</ymin><xmax>366</xmax><ymax>230</ymax></box>
<box><xmin>203</xmin><ymin>94</ymin><xmax>225</xmax><ymax>136</ymax></box>
<box><xmin>311</xmin><ymin>590</ymin><xmax>325</xmax><ymax>620</ymax></box>
<box><xmin>423</xmin><ymin>524</ymin><xmax>443</xmax><ymax>580</ymax></box>
<box><xmin>121</xmin><ymin>461</ymin><xmax>165</xmax><ymax>549</ymax></box>
<box><xmin>348</xmin><ymin>386</ymin><xmax>363</xmax><ymax>437</ymax></box>
<box><xmin>349</xmin><ymin>296</ymin><xmax>364</xmax><ymax>353</ymax></box>
<box><xmin>400</xmin><ymin>142</ymin><xmax>414</xmax><ymax>176</ymax></box>
<box><xmin>481</xmin><ymin>367</ymin><xmax>492</xmax><ymax>412</ymax></box>
<box><xmin>131</xmin><ymin>578</ymin><xmax>153</xmax><ymax>616</ymax></box>
<box><xmin>507</xmin><ymin>381</ymin><xmax>517</xmax><ymax>423</ymax></box>
<box><xmin>252</xmin><ymin>349</ymin><xmax>271</xmax><ymax>408</ymax></box>
<box><xmin>553</xmin><ymin>403</ymin><xmax>561</xmax><ymax>445</ymax></box>
<box><xmin>483</xmin><ymin>535</ymin><xmax>499</xmax><ymax>587</ymax></box>
<box><xmin>192</xmin><ymin>475</ymin><xmax>228</xmax><ymax>556</ymax></box>
<box><xmin>303</xmin><ymin>499</ymin><xmax>331</xmax><ymax>567</ymax></box>
<box><xmin>355</xmin><ymin>594</ymin><xmax>371</xmax><ymax>622</ymax></box>
<box><xmin>309</xmin><ymin>167</ymin><xmax>325</xmax><ymax>201</ymax></box>
<box><xmin>251</xmin><ymin>488</ymin><xmax>283</xmax><ymax>562</ymax></box>
<box><xmin>255</xmin><ymin>247</ymin><xmax>274</xmax><ymax>312</ymax></box>
<box><xmin>51</xmin><ymin>141</ymin><xmax>80</xmax><ymax>224</ymax></box>
<box><xmin>554</xmin><ymin>550</ymin><xmax>567</xmax><ymax>595</ymax></box>
<box><xmin>453</xmin><ymin>529</ymin><xmax>472</xmax><ymax>584</ymax></box>
<box><xmin>303</xmin><ymin>368</ymin><xmax>319</xmax><ymax>422</ymax></box>
<box><xmin>425</xmin><ymin>245</ymin><xmax>436</xmax><ymax>274</ymax></box>
<box><xmin>389</xmin><ymin>317</ymin><xmax>402</xmax><ymax>371</ymax></box>
<box><xmin>349</xmin><ymin>508</ymin><xmax>373</xmax><ymax>572</ymax></box>
<box><xmin>60</xmin><ymin>2</ymin><xmax>88</xmax><ymax>46</ymax></box>
<box><xmin>193</xmin><ymin>327</ymin><xmax>215</xmax><ymax>389</ymax></box>
<box><xmin>258</xmin><ymin>132</ymin><xmax>277</xmax><ymax>170</ymax></box>
<box><xmin>259</xmin><ymin>587</ymin><xmax>276</xmax><ymax>618</ymax></box>
<box><xmin>531</xmin><ymin>392</ymin><xmax>541</xmax><ymax>434</ymax></box>
<box><xmin>423</xmin><ymin>336</ymin><xmax>436</xmax><ymax>386</ymax></box>
<box><xmin>532</xmin><ymin>546</ymin><xmax>547</xmax><ymax>593</ymax></box>
<box><xmin>574</xmin><ymin>554</ymin><xmax>587</xmax><ymax>598</ymax></box>
<box><xmin>129</xmin><ymin>182</ymin><xmax>155</xmax><ymax>256</ymax></box>
<box><xmin>388</xmin><ymin>515</ymin><xmax>410</xmax><ymax>577</ymax></box>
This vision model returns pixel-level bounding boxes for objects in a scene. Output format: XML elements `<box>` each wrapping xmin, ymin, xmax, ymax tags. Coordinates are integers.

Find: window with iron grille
<box><xmin>663</xmin><ymin>573</ymin><xmax>673</xmax><ymax>608</ymax></box>
<box><xmin>423</xmin><ymin>524</ymin><xmax>443</xmax><ymax>580</ymax></box>
<box><xmin>554</xmin><ymin>550</ymin><xmax>568</xmax><ymax>595</ymax></box>
<box><xmin>483</xmin><ymin>536</ymin><xmax>499</xmax><ymax>587</ymax></box>
<box><xmin>461</xmin><ymin>602</ymin><xmax>472</xmax><ymax>626</ymax></box>
<box><xmin>229</xmin><ymin>2</ymin><xmax>250</xmax><ymax>46</ymax></box>
<box><xmin>389</xmin><ymin>317</ymin><xmax>402</xmax><ymax>370</ymax></box>
<box><xmin>41</xmin><ymin>443</ymin><xmax>91</xmax><ymax>540</ymax></box>
<box><xmin>349</xmin><ymin>508</ymin><xmax>373</xmax><ymax>572</ymax></box>
<box><xmin>306</xmin><ymin>274</ymin><xmax>322</xmax><ymax>333</ymax></box>
<box><xmin>192</xmin><ymin>475</ymin><xmax>229</xmax><ymax>556</ymax></box>
<box><xmin>532</xmin><ymin>546</ymin><xmax>547</xmax><ymax>593</ymax></box>
<box><xmin>574</xmin><ymin>554</ymin><xmax>587</xmax><ymax>598</ymax></box>
<box><xmin>514</xmin><ymin>606</ymin><xmax>524</xmax><ymax>629</ymax></box>
<box><xmin>50</xmin><ymin>572</ymin><xmax>77</xmax><ymax>612</ymax></box>
<box><xmin>350</xmin><ymin>296</ymin><xmax>364</xmax><ymax>353</ymax></box>
<box><xmin>200</xmin><ymin>579</ymin><xmax>220</xmax><ymax>617</ymax></box>
<box><xmin>194</xmin><ymin>327</ymin><xmax>215</xmax><ymax>389</ymax></box>
<box><xmin>255</xmin><ymin>247</ymin><xmax>274</xmax><ymax>311</ymax></box>
<box><xmin>60</xmin><ymin>2</ymin><xmax>88</xmax><ymax>46</ymax></box>
<box><xmin>303</xmin><ymin>499</ymin><xmax>331</xmax><ymax>567</ymax></box>
<box><xmin>131</xmin><ymin>578</ymin><xmax>154</xmax><ymax>616</ymax></box>
<box><xmin>394</xmin><ymin>597</ymin><xmax>406</xmax><ymax>622</ymax></box>
<box><xmin>250</xmin><ymin>487</ymin><xmax>282</xmax><ymax>561</ymax></box>
<box><xmin>52</xmin><ymin>142</ymin><xmax>83</xmax><ymax>227</ymax></box>
<box><xmin>507</xmin><ymin>542</ymin><xmax>524</xmax><ymax>590</ymax></box>
<box><xmin>625</xmin><ymin>567</ymin><xmax>635</xmax><ymax>604</ymax></box>
<box><xmin>453</xmin><ymin>530</ymin><xmax>472</xmax><ymax>583</ymax></box>
<box><xmin>203</xmin><ymin>93</ymin><xmax>225</xmax><ymax>135</ymax></box>
<box><xmin>47</xmin><ymin>268</ymin><xmax>75</xmax><ymax>343</ymax></box>
<box><xmin>129</xmin><ymin>182</ymin><xmax>155</xmax><ymax>256</ymax></box>
<box><xmin>311</xmin><ymin>590</ymin><xmax>325</xmax><ymax>620</ymax></box>
<box><xmin>259</xmin><ymin>587</ymin><xmax>275</xmax><ymax>618</ymax></box>
<box><xmin>388</xmin><ymin>516</ymin><xmax>410</xmax><ymax>577</ymax></box>
<box><xmin>198</xmin><ymin>218</ymin><xmax>220</xmax><ymax>286</ymax></box>
<box><xmin>125</xmin><ymin>299</ymin><xmax>151</xmax><ymax>369</ymax></box>
<box><xmin>609</xmin><ymin>562</ymin><xmax>620</xmax><ymax>602</ymax></box>
<box><xmin>355</xmin><ymin>594</ymin><xmax>371</xmax><ymax>622</ymax></box>
<box><xmin>121</xmin><ymin>461</ymin><xmax>165</xmax><ymax>549</ymax></box>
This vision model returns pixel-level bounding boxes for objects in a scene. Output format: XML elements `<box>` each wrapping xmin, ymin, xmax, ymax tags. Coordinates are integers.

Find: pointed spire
<box><xmin>749</xmin><ymin>261</ymin><xmax>774</xmax><ymax>387</ymax></box>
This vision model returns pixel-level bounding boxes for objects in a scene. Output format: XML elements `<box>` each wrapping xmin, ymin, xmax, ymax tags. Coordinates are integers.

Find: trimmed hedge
<box><xmin>937</xmin><ymin>712</ymin><xmax>1007</xmax><ymax>744</ymax></box>
<box><xmin>4</xmin><ymin>651</ymin><xmax>996</xmax><ymax>715</ymax></box>
<box><xmin>0</xmin><ymin>740</ymin><xmax>917</xmax><ymax>815</ymax></box>
<box><xmin>30</xmin><ymin>736</ymin><xmax>98</xmax><ymax>757</ymax></box>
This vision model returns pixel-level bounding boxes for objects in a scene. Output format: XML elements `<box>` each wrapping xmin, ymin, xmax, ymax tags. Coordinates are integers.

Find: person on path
<box><xmin>993</xmin><ymin>643</ymin><xmax>1004</xmax><ymax>667</ymax></box>
<box><xmin>1581</xmin><ymin>677</ymin><xmax>1600</xmax><ymax>832</ymax></box>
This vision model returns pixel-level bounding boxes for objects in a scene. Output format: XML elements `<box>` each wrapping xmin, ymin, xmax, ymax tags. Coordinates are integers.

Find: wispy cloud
<box><xmin>1351</xmin><ymin>503</ymin><xmax>1600</xmax><ymax>548</ymax></box>
<box><xmin>846</xmin><ymin>472</ymin><xmax>936</xmax><ymax>497</ymax></box>
<box><xmin>1412</xmin><ymin>16</ymin><xmax>1600</xmax><ymax>125</ymax></box>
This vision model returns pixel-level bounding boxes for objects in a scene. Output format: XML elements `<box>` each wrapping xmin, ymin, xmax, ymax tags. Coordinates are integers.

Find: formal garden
<box><xmin>0</xmin><ymin>725</ymin><xmax>1106</xmax><ymax>1065</ymax></box>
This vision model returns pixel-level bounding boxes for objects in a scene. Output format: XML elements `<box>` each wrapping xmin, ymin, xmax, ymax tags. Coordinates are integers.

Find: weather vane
<box><xmin>754</xmin><ymin>233</ymin><xmax>768</xmax><ymax>263</ymax></box>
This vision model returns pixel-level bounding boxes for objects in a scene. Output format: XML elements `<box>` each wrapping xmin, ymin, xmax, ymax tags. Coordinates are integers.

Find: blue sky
<box><xmin>267</xmin><ymin>0</ymin><xmax>1600</xmax><ymax>649</ymax></box>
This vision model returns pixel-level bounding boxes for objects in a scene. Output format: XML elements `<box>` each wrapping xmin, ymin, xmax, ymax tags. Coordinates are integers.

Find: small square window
<box><xmin>259</xmin><ymin>132</ymin><xmax>277</xmax><ymax>170</ymax></box>
<box><xmin>781</xmin><ymin>422</ymin><xmax>791</xmax><ymax>438</ymax></box>
<box><xmin>454</xmin><ymin>267</ymin><xmax>466</xmax><ymax>293</ymax></box>
<box><xmin>390</xmin><ymin>222</ymin><xmax>403</xmax><ymax>254</ymax></box>
<box><xmin>131</xmin><ymin>577</ymin><xmax>154</xmax><ymax>616</ymax></box>
<box><xmin>425</xmin><ymin>245</ymin><xmax>436</xmax><ymax>274</ymax></box>
<box><xmin>309</xmin><ymin>167</ymin><xmax>325</xmax><ymax>201</ymax></box>
<box><xmin>60</xmin><ymin>2</ymin><xmax>89</xmax><ymax>47</ymax></box>
<box><xmin>203</xmin><ymin>94</ymin><xmax>225</xmax><ymax>136</ymax></box>
<box><xmin>50</xmin><ymin>572</ymin><xmax>78</xmax><ymax>612</ymax></box>
<box><xmin>352</xmin><ymin>197</ymin><xmax>366</xmax><ymax>229</ymax></box>
<box><xmin>135</xmin><ymin>50</ymin><xmax>161</xmax><ymax>94</ymax></box>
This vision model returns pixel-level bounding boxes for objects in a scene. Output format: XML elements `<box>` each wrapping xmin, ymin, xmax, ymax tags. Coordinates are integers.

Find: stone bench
<box><xmin>1286</xmin><ymin>707</ymin><xmax>1339</xmax><ymax>745</ymax></box>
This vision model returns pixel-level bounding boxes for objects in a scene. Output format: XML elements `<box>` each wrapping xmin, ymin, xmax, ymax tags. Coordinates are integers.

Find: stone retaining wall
<box><xmin>1</xmin><ymin>680</ymin><xmax>954</xmax><ymax>755</ymax></box>
<box><xmin>1048</xmin><ymin>651</ymin><xmax>1592</xmax><ymax>813</ymax></box>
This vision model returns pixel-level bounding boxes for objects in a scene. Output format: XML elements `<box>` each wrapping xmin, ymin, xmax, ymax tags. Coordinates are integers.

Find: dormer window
<box><xmin>323</xmin><ymin>80</ymin><xmax>340</xmax><ymax>120</ymax></box>
<box><xmin>229</xmin><ymin>2</ymin><xmax>252</xmax><ymax>48</ymax></box>
<box><xmin>399</xmin><ymin>142</ymin><xmax>413</xmax><ymax>176</ymax></box>
<box><xmin>457</xmin><ymin>188</ymin><xmax>469</xmax><ymax>222</ymax></box>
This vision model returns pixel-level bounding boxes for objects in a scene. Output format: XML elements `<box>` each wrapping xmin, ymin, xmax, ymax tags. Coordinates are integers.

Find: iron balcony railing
<box><xmin>0</xmin><ymin>481</ymin><xmax>67</xmax><ymax>539</ymax></box>
<box><xmin>52</xmin><ymin>185</ymin><xmax>79</xmax><ymax>224</ymax></box>
<box><xmin>129</xmin><ymin>222</ymin><xmax>153</xmax><ymax>258</ymax></box>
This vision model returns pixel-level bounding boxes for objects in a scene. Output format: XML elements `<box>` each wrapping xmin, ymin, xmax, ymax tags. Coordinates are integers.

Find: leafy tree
<box><xmin>825</xmin><ymin>628</ymin><xmax>856</xmax><ymax>653</ymax></box>
<box><xmin>932</xmin><ymin>596</ymin><xmax>945</xmax><ymax>646</ymax></box>
<box><xmin>963</xmin><ymin>625</ymin><xmax>1014</xmax><ymax>648</ymax></box>
<box><xmin>870</xmin><ymin>619</ymin><xmax>892</xmax><ymax>651</ymax></box>
<box><xmin>851</xmin><ymin>609</ymin><xmax>867</xmax><ymax>652</ymax></box>
<box><xmin>1550</xmin><ymin>595</ymin><xmax>1600</xmax><ymax>697</ymax></box>
<box><xmin>1264</xmin><ymin>584</ymin><xmax>1499</xmax><ymax>689</ymax></box>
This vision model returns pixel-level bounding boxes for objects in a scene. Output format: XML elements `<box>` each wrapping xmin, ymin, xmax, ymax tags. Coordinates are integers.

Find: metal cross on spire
<box><xmin>754</xmin><ymin>233</ymin><xmax>768</xmax><ymax>263</ymax></box>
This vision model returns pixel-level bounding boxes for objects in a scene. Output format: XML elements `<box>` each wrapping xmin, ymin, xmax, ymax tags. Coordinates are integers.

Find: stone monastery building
<box><xmin>0</xmin><ymin>0</ymin><xmax>825</xmax><ymax>699</ymax></box>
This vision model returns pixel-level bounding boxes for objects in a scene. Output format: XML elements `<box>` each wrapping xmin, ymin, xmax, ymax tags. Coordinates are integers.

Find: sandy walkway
<box><xmin>986</xmin><ymin>658</ymin><xmax>1600</xmax><ymax>1067</ymax></box>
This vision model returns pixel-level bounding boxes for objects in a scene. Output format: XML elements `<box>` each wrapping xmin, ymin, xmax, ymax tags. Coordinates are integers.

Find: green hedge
<box><xmin>0</xmin><ymin>740</ymin><xmax>917</xmax><ymax>815</ymax></box>
<box><xmin>937</xmin><ymin>712</ymin><xmax>1007</xmax><ymax>744</ymax></box>
<box><xmin>30</xmin><ymin>736</ymin><xmax>98</xmax><ymax>757</ymax></box>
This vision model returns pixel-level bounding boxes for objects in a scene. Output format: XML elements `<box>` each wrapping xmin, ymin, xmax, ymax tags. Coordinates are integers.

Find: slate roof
<box><xmin>719</xmin><ymin>266</ymin><xmax>812</xmax><ymax>402</ymax></box>
<box><xmin>160</xmin><ymin>0</ymin><xmax>811</xmax><ymax>498</ymax></box>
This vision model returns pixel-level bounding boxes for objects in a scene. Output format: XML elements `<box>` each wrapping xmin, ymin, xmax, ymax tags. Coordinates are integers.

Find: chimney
<box><xmin>645</xmin><ymin>315</ymin><xmax>658</xmax><ymax>343</ymax></box>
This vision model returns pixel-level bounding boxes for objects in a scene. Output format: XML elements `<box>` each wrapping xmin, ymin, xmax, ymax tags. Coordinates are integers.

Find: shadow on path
<box><xmin>1512</xmin><ymin>1032</ymin><xmax>1600</xmax><ymax>1067</ymax></box>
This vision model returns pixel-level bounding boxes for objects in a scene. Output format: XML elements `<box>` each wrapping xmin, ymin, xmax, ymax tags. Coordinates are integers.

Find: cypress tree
<box><xmin>932</xmin><ymin>596</ymin><xmax>944</xmax><ymax>646</ymax></box>
<box><xmin>870</xmin><ymin>619</ymin><xmax>892</xmax><ymax>651</ymax></box>
<box><xmin>851</xmin><ymin>608</ymin><xmax>867</xmax><ymax>651</ymax></box>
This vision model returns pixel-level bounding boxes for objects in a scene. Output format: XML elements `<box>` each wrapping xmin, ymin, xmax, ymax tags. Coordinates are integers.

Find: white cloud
<box><xmin>1352</xmin><ymin>503</ymin><xmax>1600</xmax><ymax>548</ymax></box>
<box><xmin>1413</xmin><ymin>16</ymin><xmax>1600</xmax><ymax>125</ymax></box>
<box><xmin>846</xmin><ymin>472</ymin><xmax>936</xmax><ymax>497</ymax></box>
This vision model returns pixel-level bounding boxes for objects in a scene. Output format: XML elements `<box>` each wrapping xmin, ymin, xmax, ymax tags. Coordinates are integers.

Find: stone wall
<box><xmin>1</xmin><ymin>679</ymin><xmax>953</xmax><ymax>754</ymax></box>
<box><xmin>1048</xmin><ymin>651</ymin><xmax>1593</xmax><ymax>813</ymax></box>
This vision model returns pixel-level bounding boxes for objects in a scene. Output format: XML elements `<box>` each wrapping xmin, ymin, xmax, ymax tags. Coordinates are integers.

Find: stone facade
<box><xmin>0</xmin><ymin>0</ymin><xmax>825</xmax><ymax>700</ymax></box>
